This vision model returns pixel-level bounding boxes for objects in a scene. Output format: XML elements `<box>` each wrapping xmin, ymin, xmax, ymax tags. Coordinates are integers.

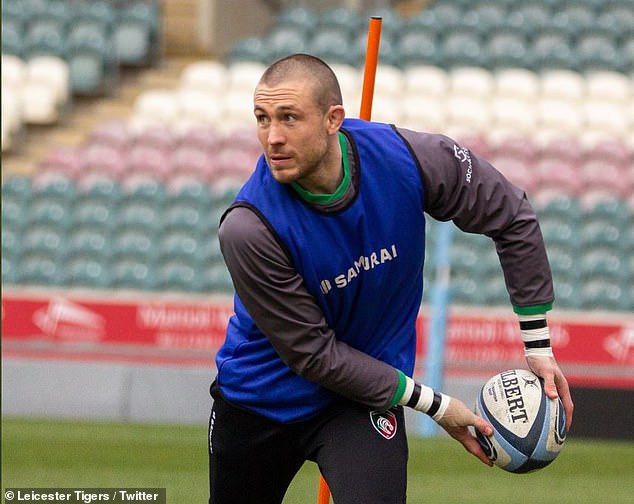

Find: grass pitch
<box><xmin>2</xmin><ymin>417</ymin><xmax>633</xmax><ymax>503</ymax></box>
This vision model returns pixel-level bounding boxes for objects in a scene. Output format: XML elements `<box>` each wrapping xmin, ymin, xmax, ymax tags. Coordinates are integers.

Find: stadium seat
<box><xmin>170</xmin><ymin>145</ymin><xmax>217</xmax><ymax>182</ymax></box>
<box><xmin>163</xmin><ymin>202</ymin><xmax>204</xmax><ymax>233</ymax></box>
<box><xmin>74</xmin><ymin>0</ymin><xmax>116</xmax><ymax>30</ymax></box>
<box><xmin>38</xmin><ymin>147</ymin><xmax>84</xmax><ymax>179</ymax></box>
<box><xmin>494</xmin><ymin>68</ymin><xmax>540</xmax><ymax>101</ymax></box>
<box><xmin>111</xmin><ymin>258</ymin><xmax>158</xmax><ymax>291</ymax></box>
<box><xmin>268</xmin><ymin>26</ymin><xmax>310</xmax><ymax>62</ymax></box>
<box><xmin>227</xmin><ymin>37</ymin><xmax>269</xmax><ymax>65</ymax></box>
<box><xmin>537</xmin><ymin>98</ymin><xmax>583</xmax><ymax>135</ymax></box>
<box><xmin>129</xmin><ymin>89</ymin><xmax>180</xmax><ymax>134</ymax></box>
<box><xmin>399</xmin><ymin>95</ymin><xmax>447</xmax><ymax>133</ymax></box>
<box><xmin>201</xmin><ymin>262</ymin><xmax>234</xmax><ymax>293</ymax></box>
<box><xmin>582</xmin><ymin>159</ymin><xmax>628</xmax><ymax>198</ymax></box>
<box><xmin>396</xmin><ymin>31</ymin><xmax>439</xmax><ymax>68</ymax></box>
<box><xmin>32</xmin><ymin>173</ymin><xmax>77</xmax><ymax>202</ymax></box>
<box><xmin>82</xmin><ymin>143</ymin><xmax>128</xmax><ymax>180</ymax></box>
<box><xmin>28</xmin><ymin>198</ymin><xmax>73</xmax><ymax>231</ymax></box>
<box><xmin>122</xmin><ymin>176</ymin><xmax>167</xmax><ymax>206</ymax></box>
<box><xmin>88</xmin><ymin>120</ymin><xmax>131</xmax><ymax>151</ymax></box>
<box><xmin>66</xmin><ymin>21</ymin><xmax>114</xmax><ymax>95</ymax></box>
<box><xmin>580</xmin><ymin>220</ymin><xmax>622</xmax><ymax>249</ymax></box>
<box><xmin>1</xmin><ymin>18</ymin><xmax>25</xmax><ymax>57</ymax></box>
<box><xmin>159</xmin><ymin>230</ymin><xmax>201</xmax><ymax>263</ymax></box>
<box><xmin>19</xmin><ymin>253</ymin><xmax>65</xmax><ymax>286</ymax></box>
<box><xmin>76</xmin><ymin>174</ymin><xmax>122</xmax><ymax>205</ymax></box>
<box><xmin>485</xmin><ymin>32</ymin><xmax>531</xmax><ymax>70</ymax></box>
<box><xmin>540</xmin><ymin>70</ymin><xmax>585</xmax><ymax>102</ymax></box>
<box><xmin>21</xmin><ymin>225</ymin><xmax>67</xmax><ymax>259</ymax></box>
<box><xmin>491</xmin><ymin>97</ymin><xmax>538</xmax><ymax>134</ymax></box>
<box><xmin>449</xmin><ymin>67</ymin><xmax>494</xmax><ymax>99</ymax></box>
<box><xmin>158</xmin><ymin>260</ymin><xmax>205</xmax><ymax>293</ymax></box>
<box><xmin>117</xmin><ymin>201</ymin><xmax>162</xmax><ymax>234</ymax></box>
<box><xmin>179</xmin><ymin>60</ymin><xmax>227</xmax><ymax>94</ymax></box>
<box><xmin>403</xmin><ymin>65</ymin><xmax>448</xmax><ymax>98</ymax></box>
<box><xmin>440</xmin><ymin>32</ymin><xmax>486</xmax><ymax>69</ymax></box>
<box><xmin>22</xmin><ymin>19</ymin><xmax>66</xmax><ymax>59</ymax></box>
<box><xmin>274</xmin><ymin>6</ymin><xmax>317</xmax><ymax>36</ymax></box>
<box><xmin>67</xmin><ymin>228</ymin><xmax>112</xmax><ymax>261</ymax></box>
<box><xmin>506</xmin><ymin>5</ymin><xmax>551</xmax><ymax>39</ymax></box>
<box><xmin>576</xmin><ymin>34</ymin><xmax>621</xmax><ymax>72</ymax></box>
<box><xmin>73</xmin><ymin>199</ymin><xmax>118</xmax><ymax>232</ymax></box>
<box><xmin>582</xmin><ymin>100</ymin><xmax>629</xmax><ymax>139</ymax></box>
<box><xmin>2</xmin><ymin>54</ymin><xmax>27</xmax><ymax>89</ymax></box>
<box><xmin>311</xmin><ymin>28</ymin><xmax>354</xmax><ymax>66</ymax></box>
<box><xmin>531</xmin><ymin>33</ymin><xmax>579</xmax><ymax>71</ymax></box>
<box><xmin>113</xmin><ymin>228</ymin><xmax>159</xmax><ymax>263</ymax></box>
<box><xmin>318</xmin><ymin>7</ymin><xmax>360</xmax><ymax>35</ymax></box>
<box><xmin>126</xmin><ymin>144</ymin><xmax>172</xmax><ymax>181</ymax></box>
<box><xmin>580</xmin><ymin>279</ymin><xmax>624</xmax><ymax>311</ymax></box>
<box><xmin>551</xmin><ymin>6</ymin><xmax>596</xmax><ymax>40</ymax></box>
<box><xmin>65</xmin><ymin>257</ymin><xmax>112</xmax><ymax>289</ymax></box>
<box><xmin>175</xmin><ymin>88</ymin><xmax>223</xmax><ymax>133</ymax></box>
<box><xmin>585</xmin><ymin>71</ymin><xmax>630</xmax><ymax>104</ymax></box>
<box><xmin>113</xmin><ymin>1</ymin><xmax>161</xmax><ymax>66</ymax></box>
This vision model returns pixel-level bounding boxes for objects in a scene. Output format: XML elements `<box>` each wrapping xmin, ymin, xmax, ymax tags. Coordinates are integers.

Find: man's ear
<box><xmin>326</xmin><ymin>105</ymin><xmax>345</xmax><ymax>134</ymax></box>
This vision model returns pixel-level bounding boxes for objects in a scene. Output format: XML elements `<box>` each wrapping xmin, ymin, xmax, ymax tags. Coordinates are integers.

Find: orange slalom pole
<box><xmin>359</xmin><ymin>16</ymin><xmax>383</xmax><ymax>121</ymax></box>
<box><xmin>317</xmin><ymin>477</ymin><xmax>331</xmax><ymax>504</ymax></box>
<box><xmin>317</xmin><ymin>18</ymin><xmax>383</xmax><ymax>504</ymax></box>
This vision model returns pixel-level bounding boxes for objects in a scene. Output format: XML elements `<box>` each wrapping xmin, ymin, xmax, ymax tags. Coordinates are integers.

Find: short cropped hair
<box><xmin>258</xmin><ymin>53</ymin><xmax>343</xmax><ymax>112</ymax></box>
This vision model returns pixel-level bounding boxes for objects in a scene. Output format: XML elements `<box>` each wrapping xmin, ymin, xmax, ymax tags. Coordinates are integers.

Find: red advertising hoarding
<box><xmin>2</xmin><ymin>289</ymin><xmax>633</xmax><ymax>388</ymax></box>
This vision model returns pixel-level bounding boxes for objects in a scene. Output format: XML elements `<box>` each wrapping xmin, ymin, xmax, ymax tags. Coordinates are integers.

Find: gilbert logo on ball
<box><xmin>475</xmin><ymin>369</ymin><xmax>567</xmax><ymax>473</ymax></box>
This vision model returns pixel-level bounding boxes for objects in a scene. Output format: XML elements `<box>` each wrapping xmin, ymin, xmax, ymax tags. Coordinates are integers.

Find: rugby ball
<box><xmin>475</xmin><ymin>368</ymin><xmax>566</xmax><ymax>473</ymax></box>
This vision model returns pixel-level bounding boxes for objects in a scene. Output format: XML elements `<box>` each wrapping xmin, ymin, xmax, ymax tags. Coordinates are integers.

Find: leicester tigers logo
<box><xmin>370</xmin><ymin>410</ymin><xmax>397</xmax><ymax>440</ymax></box>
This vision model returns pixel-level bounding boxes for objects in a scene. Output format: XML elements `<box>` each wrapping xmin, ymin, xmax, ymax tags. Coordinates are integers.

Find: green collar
<box><xmin>291</xmin><ymin>132</ymin><xmax>350</xmax><ymax>204</ymax></box>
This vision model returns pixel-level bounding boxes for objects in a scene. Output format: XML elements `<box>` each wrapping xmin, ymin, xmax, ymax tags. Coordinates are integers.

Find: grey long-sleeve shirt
<box><xmin>217</xmin><ymin>127</ymin><xmax>554</xmax><ymax>409</ymax></box>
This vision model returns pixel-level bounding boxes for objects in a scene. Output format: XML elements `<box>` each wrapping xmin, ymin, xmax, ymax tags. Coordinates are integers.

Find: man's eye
<box><xmin>256</xmin><ymin>115</ymin><xmax>269</xmax><ymax>125</ymax></box>
<box><xmin>285</xmin><ymin>114</ymin><xmax>296</xmax><ymax>122</ymax></box>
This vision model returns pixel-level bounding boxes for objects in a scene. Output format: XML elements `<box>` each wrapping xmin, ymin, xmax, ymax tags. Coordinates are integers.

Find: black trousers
<box><xmin>208</xmin><ymin>382</ymin><xmax>408</xmax><ymax>504</ymax></box>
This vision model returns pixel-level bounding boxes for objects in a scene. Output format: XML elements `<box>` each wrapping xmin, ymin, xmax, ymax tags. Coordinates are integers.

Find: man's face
<box><xmin>253</xmin><ymin>79</ymin><xmax>339</xmax><ymax>191</ymax></box>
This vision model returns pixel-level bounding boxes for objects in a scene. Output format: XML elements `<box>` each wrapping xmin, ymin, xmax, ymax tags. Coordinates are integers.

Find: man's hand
<box><xmin>435</xmin><ymin>397</ymin><xmax>494</xmax><ymax>467</ymax></box>
<box><xmin>526</xmin><ymin>354</ymin><xmax>574</xmax><ymax>431</ymax></box>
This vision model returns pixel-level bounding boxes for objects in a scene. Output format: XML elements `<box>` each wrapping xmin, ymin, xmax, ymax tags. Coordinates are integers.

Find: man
<box><xmin>209</xmin><ymin>54</ymin><xmax>573</xmax><ymax>504</ymax></box>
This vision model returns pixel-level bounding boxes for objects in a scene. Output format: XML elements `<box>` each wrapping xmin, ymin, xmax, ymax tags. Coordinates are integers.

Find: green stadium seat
<box><xmin>310</xmin><ymin>28</ymin><xmax>353</xmax><ymax>66</ymax></box>
<box><xmin>275</xmin><ymin>6</ymin><xmax>317</xmax><ymax>36</ymax></box>
<box><xmin>67</xmin><ymin>21</ymin><xmax>114</xmax><ymax>95</ymax></box>
<box><xmin>117</xmin><ymin>201</ymin><xmax>162</xmax><ymax>234</ymax></box>
<box><xmin>202</xmin><ymin>262</ymin><xmax>234</xmax><ymax>293</ymax></box>
<box><xmin>65</xmin><ymin>257</ymin><xmax>112</xmax><ymax>289</ymax></box>
<box><xmin>440</xmin><ymin>32</ymin><xmax>486</xmax><ymax>69</ymax></box>
<box><xmin>163</xmin><ymin>202</ymin><xmax>204</xmax><ymax>233</ymax></box>
<box><xmin>159</xmin><ymin>230</ymin><xmax>201</xmax><ymax>263</ymax></box>
<box><xmin>2</xmin><ymin>175</ymin><xmax>33</xmax><ymax>200</ymax></box>
<box><xmin>19</xmin><ymin>253</ymin><xmax>65</xmax><ymax>286</ymax></box>
<box><xmin>485</xmin><ymin>32</ymin><xmax>531</xmax><ymax>70</ymax></box>
<box><xmin>462</xmin><ymin>4</ymin><xmax>507</xmax><ymax>37</ymax></box>
<box><xmin>1</xmin><ymin>18</ymin><xmax>25</xmax><ymax>57</ymax></box>
<box><xmin>111</xmin><ymin>258</ymin><xmax>158</xmax><ymax>291</ymax></box>
<box><xmin>21</xmin><ymin>225</ymin><xmax>67</xmax><ymax>258</ymax></box>
<box><xmin>267</xmin><ymin>26</ymin><xmax>309</xmax><ymax>62</ymax></box>
<box><xmin>580</xmin><ymin>280</ymin><xmax>624</xmax><ymax>311</ymax></box>
<box><xmin>507</xmin><ymin>5</ymin><xmax>551</xmax><ymax>38</ymax></box>
<box><xmin>580</xmin><ymin>221</ymin><xmax>622</xmax><ymax>249</ymax></box>
<box><xmin>576</xmin><ymin>34</ymin><xmax>621</xmax><ymax>72</ymax></box>
<box><xmin>73</xmin><ymin>199</ymin><xmax>118</xmax><ymax>231</ymax></box>
<box><xmin>531</xmin><ymin>33</ymin><xmax>579</xmax><ymax>71</ymax></box>
<box><xmin>580</xmin><ymin>248</ymin><xmax>622</xmax><ymax>281</ymax></box>
<box><xmin>318</xmin><ymin>7</ymin><xmax>360</xmax><ymax>36</ymax></box>
<box><xmin>551</xmin><ymin>6</ymin><xmax>596</xmax><ymax>40</ymax></box>
<box><xmin>158</xmin><ymin>260</ymin><xmax>206</xmax><ymax>293</ymax></box>
<box><xmin>67</xmin><ymin>228</ymin><xmax>112</xmax><ymax>261</ymax></box>
<box><xmin>227</xmin><ymin>37</ymin><xmax>269</xmax><ymax>64</ymax></box>
<box><xmin>28</xmin><ymin>198</ymin><xmax>73</xmax><ymax>231</ymax></box>
<box><xmin>2</xmin><ymin>199</ymin><xmax>29</xmax><ymax>231</ymax></box>
<box><xmin>113</xmin><ymin>229</ymin><xmax>159</xmax><ymax>263</ymax></box>
<box><xmin>113</xmin><ymin>1</ymin><xmax>161</xmax><ymax>66</ymax></box>
<box><xmin>2</xmin><ymin>255</ymin><xmax>19</xmax><ymax>285</ymax></box>
<box><xmin>23</xmin><ymin>19</ymin><xmax>67</xmax><ymax>59</ymax></box>
<box><xmin>396</xmin><ymin>31</ymin><xmax>439</xmax><ymax>68</ymax></box>
<box><xmin>33</xmin><ymin>174</ymin><xmax>77</xmax><ymax>201</ymax></box>
<box><xmin>553</xmin><ymin>278</ymin><xmax>583</xmax><ymax>310</ymax></box>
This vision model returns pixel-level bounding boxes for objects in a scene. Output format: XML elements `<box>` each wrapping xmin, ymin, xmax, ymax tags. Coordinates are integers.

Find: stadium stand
<box><xmin>2</xmin><ymin>0</ymin><xmax>633</xmax><ymax>312</ymax></box>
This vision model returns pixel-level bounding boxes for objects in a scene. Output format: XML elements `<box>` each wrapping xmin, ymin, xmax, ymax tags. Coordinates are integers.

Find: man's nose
<box><xmin>268</xmin><ymin>123</ymin><xmax>285</xmax><ymax>145</ymax></box>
